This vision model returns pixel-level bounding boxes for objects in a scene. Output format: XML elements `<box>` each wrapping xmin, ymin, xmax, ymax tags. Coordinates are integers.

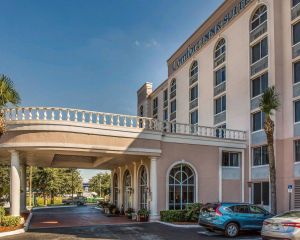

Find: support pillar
<box><xmin>20</xmin><ymin>164</ymin><xmax>27</xmax><ymax>212</ymax></box>
<box><xmin>133</xmin><ymin>162</ymin><xmax>138</xmax><ymax>211</ymax></box>
<box><xmin>110</xmin><ymin>171</ymin><xmax>113</xmax><ymax>203</ymax></box>
<box><xmin>150</xmin><ymin>157</ymin><xmax>159</xmax><ymax>221</ymax></box>
<box><xmin>10</xmin><ymin>150</ymin><xmax>20</xmax><ymax>216</ymax></box>
<box><xmin>118</xmin><ymin>167</ymin><xmax>123</xmax><ymax>210</ymax></box>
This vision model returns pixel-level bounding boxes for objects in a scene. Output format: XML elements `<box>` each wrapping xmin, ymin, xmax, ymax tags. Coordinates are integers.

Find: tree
<box><xmin>0</xmin><ymin>74</ymin><xmax>21</xmax><ymax>136</ymax></box>
<box><xmin>88</xmin><ymin>173</ymin><xmax>111</xmax><ymax>198</ymax></box>
<box><xmin>259</xmin><ymin>86</ymin><xmax>280</xmax><ymax>214</ymax></box>
<box><xmin>0</xmin><ymin>165</ymin><xmax>10</xmax><ymax>206</ymax></box>
<box><xmin>32</xmin><ymin>167</ymin><xmax>83</xmax><ymax>205</ymax></box>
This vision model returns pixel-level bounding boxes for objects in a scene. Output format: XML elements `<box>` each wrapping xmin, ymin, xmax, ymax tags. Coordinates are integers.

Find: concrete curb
<box><xmin>24</xmin><ymin>212</ymin><xmax>33</xmax><ymax>232</ymax></box>
<box><xmin>0</xmin><ymin>228</ymin><xmax>25</xmax><ymax>238</ymax></box>
<box><xmin>157</xmin><ymin>221</ymin><xmax>201</xmax><ymax>228</ymax></box>
<box><xmin>32</xmin><ymin>205</ymin><xmax>76</xmax><ymax>210</ymax></box>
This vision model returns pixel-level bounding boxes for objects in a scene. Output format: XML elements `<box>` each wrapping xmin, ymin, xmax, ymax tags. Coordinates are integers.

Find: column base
<box><xmin>149</xmin><ymin>214</ymin><xmax>160</xmax><ymax>222</ymax></box>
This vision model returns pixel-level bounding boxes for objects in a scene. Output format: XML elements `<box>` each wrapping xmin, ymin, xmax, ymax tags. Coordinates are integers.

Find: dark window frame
<box><xmin>251</xmin><ymin>37</ymin><xmax>268</xmax><ymax>64</ymax></box>
<box><xmin>215</xmin><ymin>95</ymin><xmax>226</xmax><ymax>115</ymax></box>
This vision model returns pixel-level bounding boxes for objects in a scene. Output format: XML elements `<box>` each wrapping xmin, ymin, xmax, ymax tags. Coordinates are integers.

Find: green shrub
<box><xmin>1</xmin><ymin>216</ymin><xmax>20</xmax><ymax>227</ymax></box>
<box><xmin>0</xmin><ymin>206</ymin><xmax>5</xmax><ymax>222</ymax></box>
<box><xmin>185</xmin><ymin>203</ymin><xmax>203</xmax><ymax>222</ymax></box>
<box><xmin>160</xmin><ymin>210</ymin><xmax>187</xmax><ymax>222</ymax></box>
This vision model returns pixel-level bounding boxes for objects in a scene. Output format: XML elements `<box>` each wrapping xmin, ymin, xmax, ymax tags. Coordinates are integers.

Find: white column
<box><xmin>133</xmin><ymin>162</ymin><xmax>138</xmax><ymax>211</ymax></box>
<box><xmin>10</xmin><ymin>150</ymin><xmax>20</xmax><ymax>216</ymax></box>
<box><xmin>110</xmin><ymin>171</ymin><xmax>113</xmax><ymax>204</ymax></box>
<box><xmin>218</xmin><ymin>148</ymin><xmax>222</xmax><ymax>202</ymax></box>
<box><xmin>20</xmin><ymin>164</ymin><xmax>27</xmax><ymax>212</ymax></box>
<box><xmin>150</xmin><ymin>157</ymin><xmax>159</xmax><ymax>221</ymax></box>
<box><xmin>118</xmin><ymin>167</ymin><xmax>123</xmax><ymax>210</ymax></box>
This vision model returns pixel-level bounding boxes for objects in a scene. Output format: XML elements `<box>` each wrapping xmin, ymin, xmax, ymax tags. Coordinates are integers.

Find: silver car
<box><xmin>261</xmin><ymin>210</ymin><xmax>300</xmax><ymax>240</ymax></box>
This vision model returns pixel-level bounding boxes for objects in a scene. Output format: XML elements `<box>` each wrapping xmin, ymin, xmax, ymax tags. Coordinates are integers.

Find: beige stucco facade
<box><xmin>137</xmin><ymin>0</ymin><xmax>300</xmax><ymax>213</ymax></box>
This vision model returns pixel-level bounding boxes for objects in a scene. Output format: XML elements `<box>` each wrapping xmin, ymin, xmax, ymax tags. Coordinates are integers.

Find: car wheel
<box><xmin>225</xmin><ymin>222</ymin><xmax>239</xmax><ymax>237</ymax></box>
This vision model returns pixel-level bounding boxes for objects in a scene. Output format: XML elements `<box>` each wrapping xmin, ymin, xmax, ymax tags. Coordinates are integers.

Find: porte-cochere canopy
<box><xmin>0</xmin><ymin>106</ymin><xmax>246</xmax><ymax>218</ymax></box>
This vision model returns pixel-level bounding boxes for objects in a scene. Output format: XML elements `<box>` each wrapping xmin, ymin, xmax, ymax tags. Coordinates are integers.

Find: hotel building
<box><xmin>3</xmin><ymin>0</ymin><xmax>300</xmax><ymax>219</ymax></box>
<box><xmin>137</xmin><ymin>0</ymin><xmax>300</xmax><ymax>213</ymax></box>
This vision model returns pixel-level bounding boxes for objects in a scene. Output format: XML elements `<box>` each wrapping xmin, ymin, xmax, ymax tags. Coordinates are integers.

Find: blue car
<box><xmin>198</xmin><ymin>203</ymin><xmax>273</xmax><ymax>237</ymax></box>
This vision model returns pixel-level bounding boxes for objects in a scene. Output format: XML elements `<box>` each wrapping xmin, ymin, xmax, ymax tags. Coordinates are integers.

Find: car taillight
<box><xmin>263</xmin><ymin>221</ymin><xmax>270</xmax><ymax>225</ymax></box>
<box><xmin>281</xmin><ymin>222</ymin><xmax>300</xmax><ymax>228</ymax></box>
<box><xmin>216</xmin><ymin>205</ymin><xmax>222</xmax><ymax>216</ymax></box>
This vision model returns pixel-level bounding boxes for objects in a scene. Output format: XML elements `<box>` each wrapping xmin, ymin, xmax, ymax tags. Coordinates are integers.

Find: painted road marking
<box><xmin>197</xmin><ymin>231</ymin><xmax>262</xmax><ymax>239</ymax></box>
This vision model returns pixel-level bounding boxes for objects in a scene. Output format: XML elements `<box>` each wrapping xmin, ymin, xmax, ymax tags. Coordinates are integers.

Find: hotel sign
<box><xmin>169</xmin><ymin>0</ymin><xmax>254</xmax><ymax>75</ymax></box>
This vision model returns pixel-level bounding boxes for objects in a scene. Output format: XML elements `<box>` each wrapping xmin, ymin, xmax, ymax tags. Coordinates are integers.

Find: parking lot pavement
<box><xmin>1</xmin><ymin>223</ymin><xmax>262</xmax><ymax>240</ymax></box>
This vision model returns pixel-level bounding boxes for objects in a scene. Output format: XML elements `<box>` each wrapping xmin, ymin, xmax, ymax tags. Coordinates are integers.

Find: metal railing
<box><xmin>3</xmin><ymin>107</ymin><xmax>246</xmax><ymax>141</ymax></box>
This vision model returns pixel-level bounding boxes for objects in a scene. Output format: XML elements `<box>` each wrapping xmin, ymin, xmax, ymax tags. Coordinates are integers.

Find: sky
<box><xmin>0</xmin><ymin>0</ymin><xmax>223</xmax><ymax>182</ymax></box>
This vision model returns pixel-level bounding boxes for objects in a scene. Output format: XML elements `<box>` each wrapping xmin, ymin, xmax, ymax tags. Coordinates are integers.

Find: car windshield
<box><xmin>276</xmin><ymin>211</ymin><xmax>300</xmax><ymax>218</ymax></box>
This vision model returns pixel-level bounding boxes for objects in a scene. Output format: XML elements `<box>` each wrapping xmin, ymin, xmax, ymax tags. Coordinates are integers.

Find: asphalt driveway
<box><xmin>0</xmin><ymin>205</ymin><xmax>262</xmax><ymax>240</ymax></box>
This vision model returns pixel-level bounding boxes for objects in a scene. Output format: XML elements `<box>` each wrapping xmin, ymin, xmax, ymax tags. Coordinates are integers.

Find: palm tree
<box><xmin>0</xmin><ymin>74</ymin><xmax>21</xmax><ymax>136</ymax></box>
<box><xmin>259</xmin><ymin>86</ymin><xmax>280</xmax><ymax>214</ymax></box>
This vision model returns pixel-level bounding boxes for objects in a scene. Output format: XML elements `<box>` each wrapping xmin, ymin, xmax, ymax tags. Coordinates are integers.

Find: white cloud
<box><xmin>134</xmin><ymin>39</ymin><xmax>159</xmax><ymax>48</ymax></box>
<box><xmin>134</xmin><ymin>40</ymin><xmax>140</xmax><ymax>46</ymax></box>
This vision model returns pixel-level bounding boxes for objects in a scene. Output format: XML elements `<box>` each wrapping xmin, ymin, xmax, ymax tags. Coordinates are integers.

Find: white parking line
<box><xmin>197</xmin><ymin>231</ymin><xmax>262</xmax><ymax>239</ymax></box>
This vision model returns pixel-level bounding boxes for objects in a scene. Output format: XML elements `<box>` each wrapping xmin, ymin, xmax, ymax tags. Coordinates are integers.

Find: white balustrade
<box><xmin>3</xmin><ymin>107</ymin><xmax>246</xmax><ymax>141</ymax></box>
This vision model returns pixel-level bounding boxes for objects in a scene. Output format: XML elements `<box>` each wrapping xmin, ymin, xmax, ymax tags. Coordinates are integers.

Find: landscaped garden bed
<box><xmin>160</xmin><ymin>203</ymin><xmax>202</xmax><ymax>224</ymax></box>
<box><xmin>0</xmin><ymin>207</ymin><xmax>26</xmax><ymax>233</ymax></box>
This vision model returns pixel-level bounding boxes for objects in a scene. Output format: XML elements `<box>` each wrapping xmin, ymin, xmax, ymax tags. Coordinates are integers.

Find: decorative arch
<box><xmin>113</xmin><ymin>173</ymin><xmax>118</xmax><ymax>206</ymax></box>
<box><xmin>138</xmin><ymin>165</ymin><xmax>148</xmax><ymax>210</ymax></box>
<box><xmin>214</xmin><ymin>38</ymin><xmax>226</xmax><ymax>60</ymax></box>
<box><xmin>123</xmin><ymin>169</ymin><xmax>132</xmax><ymax>210</ymax></box>
<box><xmin>250</xmin><ymin>4</ymin><xmax>267</xmax><ymax>31</ymax></box>
<box><xmin>166</xmin><ymin>160</ymin><xmax>198</xmax><ymax>210</ymax></box>
<box><xmin>170</xmin><ymin>78</ymin><xmax>176</xmax><ymax>93</ymax></box>
<box><xmin>190</xmin><ymin>61</ymin><xmax>198</xmax><ymax>78</ymax></box>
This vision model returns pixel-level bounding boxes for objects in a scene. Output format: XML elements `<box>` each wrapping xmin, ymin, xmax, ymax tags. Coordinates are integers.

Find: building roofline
<box><xmin>137</xmin><ymin>82</ymin><xmax>153</xmax><ymax>94</ymax></box>
<box><xmin>167</xmin><ymin>0</ymin><xmax>227</xmax><ymax>63</ymax></box>
<box><xmin>149</xmin><ymin>79</ymin><xmax>168</xmax><ymax>97</ymax></box>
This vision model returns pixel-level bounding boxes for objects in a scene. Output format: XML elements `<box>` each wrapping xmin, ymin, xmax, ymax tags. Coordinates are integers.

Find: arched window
<box><xmin>139</xmin><ymin>166</ymin><xmax>148</xmax><ymax>209</ymax></box>
<box><xmin>214</xmin><ymin>38</ymin><xmax>226</xmax><ymax>60</ymax></box>
<box><xmin>168</xmin><ymin>163</ymin><xmax>195</xmax><ymax>210</ymax></box>
<box><xmin>123</xmin><ymin>170</ymin><xmax>132</xmax><ymax>210</ymax></box>
<box><xmin>251</xmin><ymin>5</ymin><xmax>267</xmax><ymax>31</ymax></box>
<box><xmin>113</xmin><ymin>173</ymin><xmax>118</xmax><ymax>206</ymax></box>
<box><xmin>190</xmin><ymin>61</ymin><xmax>198</xmax><ymax>79</ymax></box>
<box><xmin>170</xmin><ymin>78</ymin><xmax>176</xmax><ymax>94</ymax></box>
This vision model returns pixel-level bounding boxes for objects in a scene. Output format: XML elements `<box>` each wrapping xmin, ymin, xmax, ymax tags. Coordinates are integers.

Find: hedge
<box><xmin>160</xmin><ymin>210</ymin><xmax>187</xmax><ymax>222</ymax></box>
<box><xmin>1</xmin><ymin>216</ymin><xmax>21</xmax><ymax>227</ymax></box>
<box><xmin>0</xmin><ymin>207</ymin><xmax>5</xmax><ymax>222</ymax></box>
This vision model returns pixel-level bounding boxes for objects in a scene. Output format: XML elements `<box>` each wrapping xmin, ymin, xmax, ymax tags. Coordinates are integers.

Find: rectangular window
<box><xmin>163</xmin><ymin>109</ymin><xmax>168</xmax><ymax>121</ymax></box>
<box><xmin>294</xmin><ymin>22</ymin><xmax>300</xmax><ymax>45</ymax></box>
<box><xmin>190</xmin><ymin>85</ymin><xmax>198</xmax><ymax>102</ymax></box>
<box><xmin>295</xmin><ymin>140</ymin><xmax>300</xmax><ymax>162</ymax></box>
<box><xmin>215</xmin><ymin>95</ymin><xmax>226</xmax><ymax>114</ymax></box>
<box><xmin>251</xmin><ymin>37</ymin><xmax>268</xmax><ymax>64</ymax></box>
<box><xmin>253</xmin><ymin>182</ymin><xmax>269</xmax><ymax>205</ymax></box>
<box><xmin>170</xmin><ymin>100</ymin><xmax>176</xmax><ymax>113</ymax></box>
<box><xmin>295</xmin><ymin>100</ymin><xmax>300</xmax><ymax>122</ymax></box>
<box><xmin>163</xmin><ymin>89</ymin><xmax>168</xmax><ymax>102</ymax></box>
<box><xmin>252</xmin><ymin>73</ymin><xmax>268</xmax><ymax>98</ymax></box>
<box><xmin>190</xmin><ymin>110</ymin><xmax>198</xmax><ymax>125</ymax></box>
<box><xmin>294</xmin><ymin>62</ymin><xmax>300</xmax><ymax>84</ymax></box>
<box><xmin>215</xmin><ymin>67</ymin><xmax>226</xmax><ymax>86</ymax></box>
<box><xmin>253</xmin><ymin>145</ymin><xmax>269</xmax><ymax>166</ymax></box>
<box><xmin>293</xmin><ymin>0</ymin><xmax>300</xmax><ymax>7</ymax></box>
<box><xmin>222</xmin><ymin>152</ymin><xmax>240</xmax><ymax>167</ymax></box>
<box><xmin>153</xmin><ymin>97</ymin><xmax>158</xmax><ymax>110</ymax></box>
<box><xmin>252</xmin><ymin>111</ymin><xmax>265</xmax><ymax>132</ymax></box>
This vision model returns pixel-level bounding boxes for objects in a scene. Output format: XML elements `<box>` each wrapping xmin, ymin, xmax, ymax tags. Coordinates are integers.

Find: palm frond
<box><xmin>259</xmin><ymin>86</ymin><xmax>280</xmax><ymax>116</ymax></box>
<box><xmin>0</xmin><ymin>74</ymin><xmax>21</xmax><ymax>108</ymax></box>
